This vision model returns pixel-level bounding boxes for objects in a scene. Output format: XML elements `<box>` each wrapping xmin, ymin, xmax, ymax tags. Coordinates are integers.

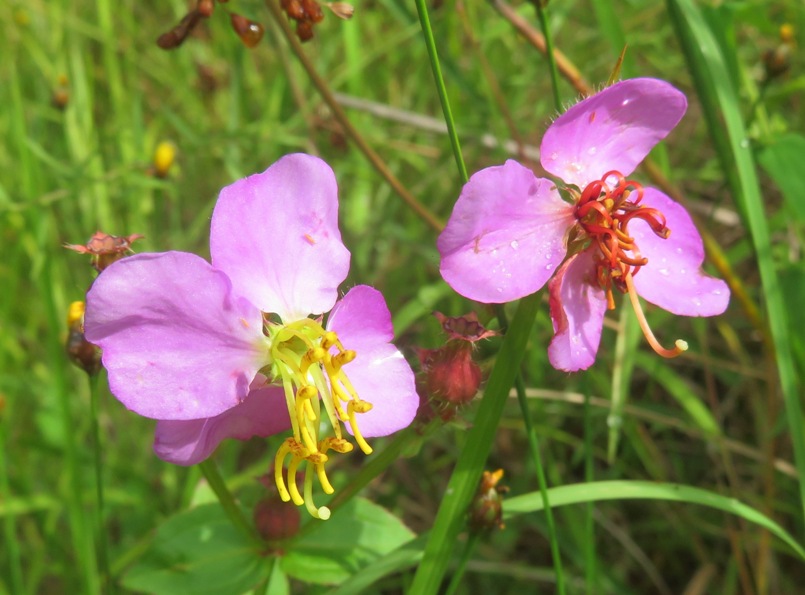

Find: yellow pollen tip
<box><xmin>322</xmin><ymin>331</ymin><xmax>340</xmax><ymax>350</ymax></box>
<box><xmin>334</xmin><ymin>350</ymin><xmax>356</xmax><ymax>367</ymax></box>
<box><xmin>675</xmin><ymin>340</ymin><xmax>689</xmax><ymax>352</ymax></box>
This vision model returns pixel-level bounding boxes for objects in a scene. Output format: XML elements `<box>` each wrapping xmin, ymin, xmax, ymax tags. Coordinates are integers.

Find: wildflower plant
<box><xmin>438</xmin><ymin>79</ymin><xmax>730</xmax><ymax>371</ymax></box>
<box><xmin>84</xmin><ymin>154</ymin><xmax>418</xmax><ymax>519</ymax></box>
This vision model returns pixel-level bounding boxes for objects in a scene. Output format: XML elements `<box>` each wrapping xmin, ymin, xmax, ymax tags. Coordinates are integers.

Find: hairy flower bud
<box><xmin>418</xmin><ymin>312</ymin><xmax>495</xmax><ymax>409</ymax></box>
<box><xmin>421</xmin><ymin>343</ymin><xmax>481</xmax><ymax>405</ymax></box>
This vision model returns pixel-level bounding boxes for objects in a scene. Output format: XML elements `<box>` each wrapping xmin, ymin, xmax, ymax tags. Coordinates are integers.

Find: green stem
<box><xmin>514</xmin><ymin>375</ymin><xmax>566</xmax><ymax>595</ymax></box>
<box><xmin>496</xmin><ymin>305</ymin><xmax>566</xmax><ymax>594</ymax></box>
<box><xmin>198</xmin><ymin>459</ymin><xmax>263</xmax><ymax>549</ymax></box>
<box><xmin>264</xmin><ymin>0</ymin><xmax>443</xmax><ymax>232</ymax></box>
<box><xmin>529</xmin><ymin>0</ymin><xmax>563</xmax><ymax>111</ymax></box>
<box><xmin>443</xmin><ymin>532</ymin><xmax>480</xmax><ymax>595</ymax></box>
<box><xmin>583</xmin><ymin>382</ymin><xmax>597</xmax><ymax>594</ymax></box>
<box><xmin>89</xmin><ymin>373</ymin><xmax>112</xmax><ymax>592</ymax></box>
<box><xmin>0</xmin><ymin>405</ymin><xmax>24</xmax><ymax>594</ymax></box>
<box><xmin>409</xmin><ymin>293</ymin><xmax>541</xmax><ymax>594</ymax></box>
<box><xmin>414</xmin><ymin>0</ymin><xmax>468</xmax><ymax>183</ymax></box>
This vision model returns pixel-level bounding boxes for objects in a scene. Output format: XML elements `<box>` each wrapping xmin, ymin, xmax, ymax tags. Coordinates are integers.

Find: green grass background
<box><xmin>2</xmin><ymin>0</ymin><xmax>805</xmax><ymax>592</ymax></box>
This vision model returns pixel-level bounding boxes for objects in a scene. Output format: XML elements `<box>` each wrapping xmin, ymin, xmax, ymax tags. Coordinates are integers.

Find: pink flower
<box><xmin>85</xmin><ymin>154</ymin><xmax>418</xmax><ymax>518</ymax></box>
<box><xmin>438</xmin><ymin>79</ymin><xmax>729</xmax><ymax>372</ymax></box>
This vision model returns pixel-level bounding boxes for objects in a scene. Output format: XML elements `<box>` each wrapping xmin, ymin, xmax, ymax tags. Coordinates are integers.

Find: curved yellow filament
<box><xmin>624</xmin><ymin>273</ymin><xmax>688</xmax><ymax>359</ymax></box>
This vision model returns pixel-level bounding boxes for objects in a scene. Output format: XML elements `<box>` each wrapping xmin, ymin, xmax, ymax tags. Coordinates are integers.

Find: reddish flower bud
<box><xmin>417</xmin><ymin>312</ymin><xmax>496</xmax><ymax>408</ymax></box>
<box><xmin>253</xmin><ymin>495</ymin><xmax>301</xmax><ymax>544</ymax></box>
<box><xmin>230</xmin><ymin>14</ymin><xmax>264</xmax><ymax>48</ymax></box>
<box><xmin>421</xmin><ymin>343</ymin><xmax>481</xmax><ymax>405</ymax></box>
<box><xmin>197</xmin><ymin>0</ymin><xmax>214</xmax><ymax>18</ymax></box>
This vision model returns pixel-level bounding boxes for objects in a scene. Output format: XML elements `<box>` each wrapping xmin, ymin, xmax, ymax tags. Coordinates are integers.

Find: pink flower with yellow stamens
<box><xmin>438</xmin><ymin>78</ymin><xmax>729</xmax><ymax>372</ymax></box>
<box><xmin>85</xmin><ymin>154</ymin><xmax>418</xmax><ymax>518</ymax></box>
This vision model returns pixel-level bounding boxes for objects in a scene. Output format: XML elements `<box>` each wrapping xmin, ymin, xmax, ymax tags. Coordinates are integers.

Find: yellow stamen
<box><xmin>304</xmin><ymin>463</ymin><xmax>331</xmax><ymax>520</ymax></box>
<box><xmin>274</xmin><ymin>440</ymin><xmax>293</xmax><ymax>502</ymax></box>
<box><xmin>624</xmin><ymin>273</ymin><xmax>688</xmax><ymax>358</ymax></box>
<box><xmin>287</xmin><ymin>454</ymin><xmax>305</xmax><ymax>506</ymax></box>
<box><xmin>348</xmin><ymin>400</ymin><xmax>374</xmax><ymax>454</ymax></box>
<box><xmin>268</xmin><ymin>320</ymin><xmax>375</xmax><ymax>519</ymax></box>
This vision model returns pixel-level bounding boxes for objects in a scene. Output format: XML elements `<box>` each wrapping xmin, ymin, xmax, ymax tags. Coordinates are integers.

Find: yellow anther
<box><xmin>347</xmin><ymin>401</ymin><xmax>373</xmax><ymax>455</ymax></box>
<box><xmin>321</xmin><ymin>437</ymin><xmax>353</xmax><ymax>454</ymax></box>
<box><xmin>332</xmin><ymin>349</ymin><xmax>356</xmax><ymax>369</ymax></box>
<box><xmin>306</xmin><ymin>450</ymin><xmax>329</xmax><ymax>464</ymax></box>
<box><xmin>287</xmin><ymin>455</ymin><xmax>305</xmax><ymax>506</ymax></box>
<box><xmin>350</xmin><ymin>400</ymin><xmax>373</xmax><ymax>414</ymax></box>
<box><xmin>301</xmin><ymin>347</ymin><xmax>327</xmax><ymax>374</ymax></box>
<box><xmin>321</xmin><ymin>331</ymin><xmax>340</xmax><ymax>350</ymax></box>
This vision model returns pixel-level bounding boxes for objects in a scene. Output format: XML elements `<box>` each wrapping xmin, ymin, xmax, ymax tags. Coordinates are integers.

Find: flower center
<box><xmin>572</xmin><ymin>170</ymin><xmax>687</xmax><ymax>359</ymax></box>
<box><xmin>265</xmin><ymin>317</ymin><xmax>373</xmax><ymax>520</ymax></box>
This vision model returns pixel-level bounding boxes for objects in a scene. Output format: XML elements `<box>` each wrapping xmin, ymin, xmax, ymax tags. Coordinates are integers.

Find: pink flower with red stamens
<box><xmin>438</xmin><ymin>78</ymin><xmax>729</xmax><ymax>372</ymax></box>
<box><xmin>85</xmin><ymin>154</ymin><xmax>418</xmax><ymax>518</ymax></box>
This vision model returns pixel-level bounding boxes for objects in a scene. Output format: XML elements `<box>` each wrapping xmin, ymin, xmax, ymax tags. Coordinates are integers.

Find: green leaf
<box><xmin>757</xmin><ymin>133</ymin><xmax>805</xmax><ymax>222</ymax></box>
<box><xmin>121</xmin><ymin>503</ymin><xmax>268</xmax><ymax>595</ymax></box>
<box><xmin>635</xmin><ymin>353</ymin><xmax>721</xmax><ymax>437</ymax></box>
<box><xmin>282</xmin><ymin>497</ymin><xmax>415</xmax><ymax>585</ymax></box>
<box><xmin>505</xmin><ymin>481</ymin><xmax>805</xmax><ymax>560</ymax></box>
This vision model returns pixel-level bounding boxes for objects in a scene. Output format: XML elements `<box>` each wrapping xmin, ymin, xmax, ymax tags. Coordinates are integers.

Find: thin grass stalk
<box><xmin>583</xmin><ymin>382</ymin><xmax>597</xmax><ymax>594</ymax></box>
<box><xmin>413</xmin><ymin>0</ymin><xmax>468</xmax><ymax>183</ymax></box>
<box><xmin>264</xmin><ymin>0</ymin><xmax>443</xmax><ymax>232</ymax></box>
<box><xmin>666</xmin><ymin>0</ymin><xmax>805</xmax><ymax>534</ymax></box>
<box><xmin>409</xmin><ymin>293</ymin><xmax>541</xmax><ymax>594</ymax></box>
<box><xmin>443</xmin><ymin>532</ymin><xmax>480</xmax><ymax>595</ymax></box>
<box><xmin>197</xmin><ymin>459</ymin><xmax>264</xmax><ymax>549</ymax></box>
<box><xmin>514</xmin><ymin>375</ymin><xmax>567</xmax><ymax>595</ymax></box>
<box><xmin>528</xmin><ymin>0</ymin><xmax>563</xmax><ymax>110</ymax></box>
<box><xmin>0</xmin><ymin>411</ymin><xmax>24</xmax><ymax>594</ymax></box>
<box><xmin>412</xmin><ymin>0</ymin><xmax>567</xmax><ymax>582</ymax></box>
<box><xmin>89</xmin><ymin>373</ymin><xmax>112</xmax><ymax>592</ymax></box>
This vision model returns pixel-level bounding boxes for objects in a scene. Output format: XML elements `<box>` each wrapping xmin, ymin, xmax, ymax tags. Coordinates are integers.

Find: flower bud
<box><xmin>253</xmin><ymin>495</ymin><xmax>301</xmax><ymax>543</ymax></box>
<box><xmin>152</xmin><ymin>141</ymin><xmax>177</xmax><ymax>178</ymax></box>
<box><xmin>65</xmin><ymin>231</ymin><xmax>144</xmax><ymax>272</ymax></box>
<box><xmin>230</xmin><ymin>14</ymin><xmax>265</xmax><ymax>48</ymax></box>
<box><xmin>417</xmin><ymin>312</ymin><xmax>496</xmax><ymax>407</ymax></box>
<box><xmin>66</xmin><ymin>301</ymin><xmax>102</xmax><ymax>376</ymax></box>
<box><xmin>421</xmin><ymin>343</ymin><xmax>481</xmax><ymax>406</ymax></box>
<box><xmin>468</xmin><ymin>469</ymin><xmax>507</xmax><ymax>533</ymax></box>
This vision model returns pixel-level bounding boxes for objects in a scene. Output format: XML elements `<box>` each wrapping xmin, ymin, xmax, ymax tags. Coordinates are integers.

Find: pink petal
<box><xmin>153</xmin><ymin>385</ymin><xmax>290</xmax><ymax>466</ymax></box>
<box><xmin>547</xmin><ymin>251</ymin><xmax>608</xmax><ymax>372</ymax></box>
<box><xmin>85</xmin><ymin>251</ymin><xmax>268</xmax><ymax>420</ymax></box>
<box><xmin>210</xmin><ymin>154</ymin><xmax>351</xmax><ymax>321</ymax></box>
<box><xmin>540</xmin><ymin>78</ymin><xmax>687</xmax><ymax>187</ymax></box>
<box><xmin>326</xmin><ymin>285</ymin><xmax>418</xmax><ymax>437</ymax></box>
<box><xmin>438</xmin><ymin>160</ymin><xmax>574</xmax><ymax>303</ymax></box>
<box><xmin>629</xmin><ymin>188</ymin><xmax>730</xmax><ymax>316</ymax></box>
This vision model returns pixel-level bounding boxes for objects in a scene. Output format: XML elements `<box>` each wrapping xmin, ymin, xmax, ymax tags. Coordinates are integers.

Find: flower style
<box><xmin>438</xmin><ymin>78</ymin><xmax>729</xmax><ymax>372</ymax></box>
<box><xmin>84</xmin><ymin>154</ymin><xmax>418</xmax><ymax>519</ymax></box>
